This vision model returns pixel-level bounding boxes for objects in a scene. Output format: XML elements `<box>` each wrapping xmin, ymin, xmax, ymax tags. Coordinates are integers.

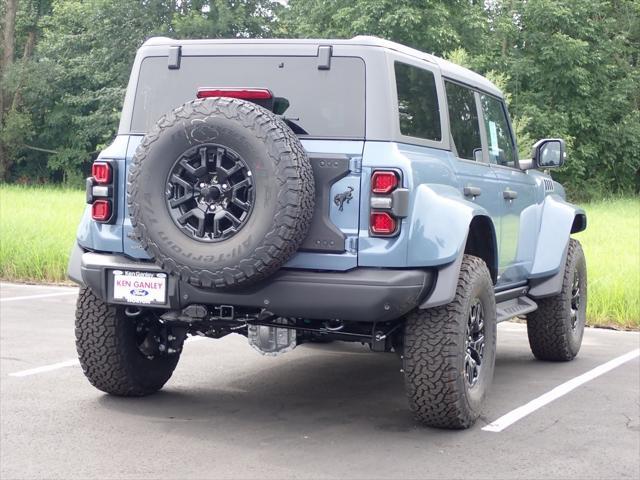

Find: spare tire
<box><xmin>127</xmin><ymin>97</ymin><xmax>314</xmax><ymax>289</ymax></box>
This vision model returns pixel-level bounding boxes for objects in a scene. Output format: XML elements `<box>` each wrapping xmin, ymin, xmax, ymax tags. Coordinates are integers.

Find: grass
<box><xmin>0</xmin><ymin>185</ymin><xmax>86</xmax><ymax>284</ymax></box>
<box><xmin>573</xmin><ymin>197</ymin><xmax>639</xmax><ymax>330</ymax></box>
<box><xmin>0</xmin><ymin>185</ymin><xmax>638</xmax><ymax>328</ymax></box>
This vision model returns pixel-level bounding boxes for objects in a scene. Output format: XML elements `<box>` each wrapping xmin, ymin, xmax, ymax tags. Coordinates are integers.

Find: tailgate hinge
<box><xmin>349</xmin><ymin>156</ymin><xmax>363</xmax><ymax>174</ymax></box>
<box><xmin>317</xmin><ymin>45</ymin><xmax>332</xmax><ymax>70</ymax></box>
<box><xmin>168</xmin><ymin>45</ymin><xmax>181</xmax><ymax>70</ymax></box>
<box><xmin>346</xmin><ymin>236</ymin><xmax>359</xmax><ymax>254</ymax></box>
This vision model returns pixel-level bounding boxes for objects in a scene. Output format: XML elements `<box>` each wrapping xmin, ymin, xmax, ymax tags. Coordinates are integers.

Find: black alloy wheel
<box><xmin>165</xmin><ymin>144</ymin><xmax>254</xmax><ymax>242</ymax></box>
<box><xmin>570</xmin><ymin>271</ymin><xmax>581</xmax><ymax>331</ymax></box>
<box><xmin>464</xmin><ymin>298</ymin><xmax>486</xmax><ymax>388</ymax></box>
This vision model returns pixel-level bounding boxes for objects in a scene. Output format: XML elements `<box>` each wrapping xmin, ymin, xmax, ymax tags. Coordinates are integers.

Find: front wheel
<box><xmin>402</xmin><ymin>255</ymin><xmax>497</xmax><ymax>429</ymax></box>
<box><xmin>75</xmin><ymin>288</ymin><xmax>184</xmax><ymax>396</ymax></box>
<box><xmin>527</xmin><ymin>239</ymin><xmax>587</xmax><ymax>361</ymax></box>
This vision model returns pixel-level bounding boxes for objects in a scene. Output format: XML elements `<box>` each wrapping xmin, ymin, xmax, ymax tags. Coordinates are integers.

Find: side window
<box><xmin>445</xmin><ymin>81</ymin><xmax>483</xmax><ymax>161</ymax></box>
<box><xmin>394</xmin><ymin>62</ymin><xmax>442</xmax><ymax>141</ymax></box>
<box><xmin>480</xmin><ymin>94</ymin><xmax>516</xmax><ymax>167</ymax></box>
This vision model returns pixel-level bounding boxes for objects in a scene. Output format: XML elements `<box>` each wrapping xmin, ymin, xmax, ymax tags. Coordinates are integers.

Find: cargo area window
<box><xmin>445</xmin><ymin>81</ymin><xmax>482</xmax><ymax>162</ymax></box>
<box><xmin>394</xmin><ymin>62</ymin><xmax>441</xmax><ymax>141</ymax></box>
<box><xmin>130</xmin><ymin>56</ymin><xmax>365</xmax><ymax>138</ymax></box>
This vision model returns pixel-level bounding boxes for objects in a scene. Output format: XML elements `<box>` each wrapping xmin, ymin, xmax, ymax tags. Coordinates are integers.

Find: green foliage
<box><xmin>3</xmin><ymin>0</ymin><xmax>165</xmax><ymax>183</ymax></box>
<box><xmin>0</xmin><ymin>0</ymin><xmax>638</xmax><ymax>198</ymax></box>
<box><xmin>1</xmin><ymin>0</ymin><xmax>279</xmax><ymax>186</ymax></box>
<box><xmin>0</xmin><ymin>109</ymin><xmax>34</xmax><ymax>156</ymax></box>
<box><xmin>278</xmin><ymin>0</ymin><xmax>487</xmax><ymax>56</ymax></box>
<box><xmin>499</xmin><ymin>0</ymin><xmax>640</xmax><ymax>199</ymax></box>
<box><xmin>173</xmin><ymin>0</ymin><xmax>279</xmax><ymax>38</ymax></box>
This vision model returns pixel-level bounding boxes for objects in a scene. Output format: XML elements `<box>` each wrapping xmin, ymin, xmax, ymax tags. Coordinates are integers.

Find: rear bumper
<box><xmin>73</xmin><ymin>246</ymin><xmax>434</xmax><ymax>323</ymax></box>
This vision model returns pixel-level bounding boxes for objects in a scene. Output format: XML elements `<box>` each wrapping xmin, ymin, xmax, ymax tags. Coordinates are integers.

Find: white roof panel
<box><xmin>142</xmin><ymin>35</ymin><xmax>502</xmax><ymax>97</ymax></box>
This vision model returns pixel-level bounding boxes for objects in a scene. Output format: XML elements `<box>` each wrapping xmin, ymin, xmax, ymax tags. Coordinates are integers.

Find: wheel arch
<box><xmin>530</xmin><ymin>195</ymin><xmax>587</xmax><ymax>280</ymax></box>
<box><xmin>419</xmin><ymin>209</ymin><xmax>498</xmax><ymax>309</ymax></box>
<box><xmin>464</xmin><ymin>215</ymin><xmax>498</xmax><ymax>285</ymax></box>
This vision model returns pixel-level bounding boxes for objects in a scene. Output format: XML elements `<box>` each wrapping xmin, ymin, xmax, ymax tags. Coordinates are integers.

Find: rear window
<box><xmin>394</xmin><ymin>62</ymin><xmax>441</xmax><ymax>141</ymax></box>
<box><xmin>130</xmin><ymin>56</ymin><xmax>365</xmax><ymax>138</ymax></box>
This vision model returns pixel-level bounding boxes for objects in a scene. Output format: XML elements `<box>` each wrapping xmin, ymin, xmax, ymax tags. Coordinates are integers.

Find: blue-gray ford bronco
<box><xmin>69</xmin><ymin>36</ymin><xmax>588</xmax><ymax>429</ymax></box>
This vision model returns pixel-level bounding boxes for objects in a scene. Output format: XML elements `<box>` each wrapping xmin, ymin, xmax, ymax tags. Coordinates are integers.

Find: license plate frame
<box><xmin>111</xmin><ymin>270</ymin><xmax>168</xmax><ymax>306</ymax></box>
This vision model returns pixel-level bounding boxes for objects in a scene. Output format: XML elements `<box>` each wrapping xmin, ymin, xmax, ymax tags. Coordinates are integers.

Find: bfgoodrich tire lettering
<box><xmin>527</xmin><ymin>238</ymin><xmax>587</xmax><ymax>361</ymax></box>
<box><xmin>128</xmin><ymin>97</ymin><xmax>314</xmax><ymax>289</ymax></box>
<box><xmin>402</xmin><ymin>255</ymin><xmax>497</xmax><ymax>429</ymax></box>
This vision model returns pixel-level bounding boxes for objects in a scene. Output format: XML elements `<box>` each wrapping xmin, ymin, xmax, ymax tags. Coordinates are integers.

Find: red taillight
<box><xmin>92</xmin><ymin>162</ymin><xmax>112</xmax><ymax>184</ymax></box>
<box><xmin>91</xmin><ymin>199</ymin><xmax>111</xmax><ymax>222</ymax></box>
<box><xmin>370</xmin><ymin>170</ymin><xmax>402</xmax><ymax>236</ymax></box>
<box><xmin>88</xmin><ymin>160</ymin><xmax>116</xmax><ymax>223</ymax></box>
<box><xmin>370</xmin><ymin>211</ymin><xmax>397</xmax><ymax>235</ymax></box>
<box><xmin>371</xmin><ymin>171</ymin><xmax>398</xmax><ymax>194</ymax></box>
<box><xmin>197</xmin><ymin>88</ymin><xmax>273</xmax><ymax>100</ymax></box>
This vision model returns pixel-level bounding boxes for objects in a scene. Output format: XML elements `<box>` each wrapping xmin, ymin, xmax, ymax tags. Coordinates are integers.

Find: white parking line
<box><xmin>483</xmin><ymin>348</ymin><xmax>640</xmax><ymax>432</ymax></box>
<box><xmin>0</xmin><ymin>291</ymin><xmax>78</xmax><ymax>302</ymax></box>
<box><xmin>9</xmin><ymin>359</ymin><xmax>80</xmax><ymax>377</ymax></box>
<box><xmin>7</xmin><ymin>336</ymin><xmax>207</xmax><ymax>377</ymax></box>
<box><xmin>0</xmin><ymin>282</ymin><xmax>73</xmax><ymax>289</ymax></box>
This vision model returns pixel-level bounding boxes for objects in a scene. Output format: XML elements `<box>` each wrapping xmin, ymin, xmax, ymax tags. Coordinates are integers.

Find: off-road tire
<box><xmin>402</xmin><ymin>255</ymin><xmax>497</xmax><ymax>429</ymax></box>
<box><xmin>128</xmin><ymin>97</ymin><xmax>314</xmax><ymax>289</ymax></box>
<box><xmin>75</xmin><ymin>288</ymin><xmax>181</xmax><ymax>396</ymax></box>
<box><xmin>527</xmin><ymin>239</ymin><xmax>587</xmax><ymax>361</ymax></box>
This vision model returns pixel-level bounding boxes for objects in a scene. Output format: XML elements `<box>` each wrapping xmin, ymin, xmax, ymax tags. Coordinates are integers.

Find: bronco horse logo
<box><xmin>333</xmin><ymin>186</ymin><xmax>354</xmax><ymax>212</ymax></box>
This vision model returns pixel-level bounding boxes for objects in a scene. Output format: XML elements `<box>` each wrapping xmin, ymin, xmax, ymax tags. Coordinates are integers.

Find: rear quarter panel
<box><xmin>358</xmin><ymin>141</ymin><xmax>493</xmax><ymax>268</ymax></box>
<box><xmin>76</xmin><ymin>135</ymin><xmax>129</xmax><ymax>254</ymax></box>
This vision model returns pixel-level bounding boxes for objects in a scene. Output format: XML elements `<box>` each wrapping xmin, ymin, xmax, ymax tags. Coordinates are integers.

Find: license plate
<box><xmin>112</xmin><ymin>270</ymin><xmax>167</xmax><ymax>305</ymax></box>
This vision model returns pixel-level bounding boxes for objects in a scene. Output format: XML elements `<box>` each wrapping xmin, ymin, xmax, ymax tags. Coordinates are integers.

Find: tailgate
<box><xmin>284</xmin><ymin>140</ymin><xmax>363</xmax><ymax>271</ymax></box>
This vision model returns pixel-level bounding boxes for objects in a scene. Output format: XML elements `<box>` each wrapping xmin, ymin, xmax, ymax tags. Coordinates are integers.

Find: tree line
<box><xmin>0</xmin><ymin>0</ymin><xmax>638</xmax><ymax>199</ymax></box>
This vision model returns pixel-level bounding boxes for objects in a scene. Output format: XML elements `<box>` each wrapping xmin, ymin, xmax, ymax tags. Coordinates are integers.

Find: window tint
<box><xmin>480</xmin><ymin>94</ymin><xmax>516</xmax><ymax>167</ymax></box>
<box><xmin>445</xmin><ymin>81</ymin><xmax>483</xmax><ymax>161</ymax></box>
<box><xmin>131</xmin><ymin>56</ymin><xmax>365</xmax><ymax>138</ymax></box>
<box><xmin>394</xmin><ymin>62</ymin><xmax>441</xmax><ymax>141</ymax></box>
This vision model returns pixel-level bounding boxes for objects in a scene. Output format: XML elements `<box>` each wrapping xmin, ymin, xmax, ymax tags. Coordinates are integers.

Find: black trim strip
<box><xmin>495</xmin><ymin>284</ymin><xmax>529</xmax><ymax>303</ymax></box>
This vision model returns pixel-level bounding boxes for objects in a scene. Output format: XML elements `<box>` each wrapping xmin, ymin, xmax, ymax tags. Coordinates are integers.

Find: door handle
<box><xmin>464</xmin><ymin>186</ymin><xmax>482</xmax><ymax>198</ymax></box>
<box><xmin>503</xmin><ymin>189</ymin><xmax>518</xmax><ymax>200</ymax></box>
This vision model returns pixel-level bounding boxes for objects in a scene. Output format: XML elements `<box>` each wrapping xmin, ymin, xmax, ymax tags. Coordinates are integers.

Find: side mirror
<box><xmin>532</xmin><ymin>138</ymin><xmax>566</xmax><ymax>168</ymax></box>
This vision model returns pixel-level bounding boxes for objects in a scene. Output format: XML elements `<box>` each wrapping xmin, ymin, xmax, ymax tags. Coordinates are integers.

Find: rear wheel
<box><xmin>527</xmin><ymin>239</ymin><xmax>587</xmax><ymax>361</ymax></box>
<box><xmin>75</xmin><ymin>288</ymin><xmax>184</xmax><ymax>396</ymax></box>
<box><xmin>402</xmin><ymin>255</ymin><xmax>497</xmax><ymax>429</ymax></box>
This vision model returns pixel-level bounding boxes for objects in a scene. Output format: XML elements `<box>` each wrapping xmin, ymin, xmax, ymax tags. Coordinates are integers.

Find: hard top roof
<box><xmin>142</xmin><ymin>35</ymin><xmax>502</xmax><ymax>97</ymax></box>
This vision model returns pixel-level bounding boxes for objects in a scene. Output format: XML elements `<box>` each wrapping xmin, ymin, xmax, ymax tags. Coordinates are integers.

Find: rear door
<box><xmin>444</xmin><ymin>80</ymin><xmax>503</xmax><ymax>254</ymax></box>
<box><xmin>478</xmin><ymin>93</ymin><xmax>538</xmax><ymax>285</ymax></box>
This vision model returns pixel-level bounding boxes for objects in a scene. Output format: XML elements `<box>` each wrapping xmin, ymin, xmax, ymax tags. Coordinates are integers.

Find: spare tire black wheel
<box><xmin>128</xmin><ymin>97</ymin><xmax>314</xmax><ymax>288</ymax></box>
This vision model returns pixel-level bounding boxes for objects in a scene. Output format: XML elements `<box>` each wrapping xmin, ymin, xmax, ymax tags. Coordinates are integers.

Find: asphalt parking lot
<box><xmin>1</xmin><ymin>282</ymin><xmax>638</xmax><ymax>480</ymax></box>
